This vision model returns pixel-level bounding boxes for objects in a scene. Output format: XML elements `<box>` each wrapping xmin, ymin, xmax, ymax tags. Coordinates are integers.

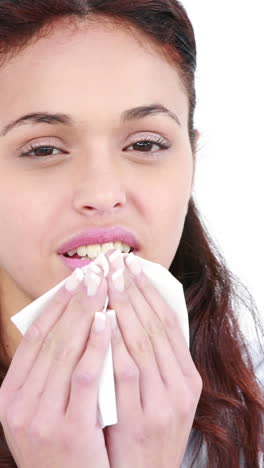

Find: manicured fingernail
<box><xmin>109</xmin><ymin>249</ymin><xmax>121</xmax><ymax>262</ymax></box>
<box><xmin>125</xmin><ymin>252</ymin><xmax>142</xmax><ymax>276</ymax></box>
<box><xmin>83</xmin><ymin>263</ymin><xmax>101</xmax><ymax>288</ymax></box>
<box><xmin>89</xmin><ymin>263</ymin><xmax>101</xmax><ymax>275</ymax></box>
<box><xmin>112</xmin><ymin>268</ymin><xmax>124</xmax><ymax>292</ymax></box>
<box><xmin>106</xmin><ymin>309</ymin><xmax>117</xmax><ymax>329</ymax></box>
<box><xmin>93</xmin><ymin>312</ymin><xmax>106</xmax><ymax>332</ymax></box>
<box><xmin>109</xmin><ymin>249</ymin><xmax>124</xmax><ymax>271</ymax></box>
<box><xmin>65</xmin><ymin>268</ymin><xmax>84</xmax><ymax>292</ymax></box>
<box><xmin>86</xmin><ymin>272</ymin><xmax>101</xmax><ymax>296</ymax></box>
<box><xmin>93</xmin><ymin>253</ymin><xmax>109</xmax><ymax>277</ymax></box>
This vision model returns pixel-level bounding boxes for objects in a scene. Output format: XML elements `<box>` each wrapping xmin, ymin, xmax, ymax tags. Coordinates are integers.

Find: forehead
<box><xmin>0</xmin><ymin>17</ymin><xmax>188</xmax><ymax>127</ymax></box>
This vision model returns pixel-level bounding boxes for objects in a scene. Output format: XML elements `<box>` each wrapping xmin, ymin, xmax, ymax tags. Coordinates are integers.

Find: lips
<box><xmin>57</xmin><ymin>226</ymin><xmax>140</xmax><ymax>255</ymax></box>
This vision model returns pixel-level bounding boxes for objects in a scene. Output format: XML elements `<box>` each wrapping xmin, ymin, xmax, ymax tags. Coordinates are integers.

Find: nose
<box><xmin>72</xmin><ymin>153</ymin><xmax>127</xmax><ymax>216</ymax></box>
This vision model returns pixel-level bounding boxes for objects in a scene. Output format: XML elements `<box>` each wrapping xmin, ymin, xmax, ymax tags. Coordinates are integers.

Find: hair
<box><xmin>0</xmin><ymin>1</ymin><xmax>263</xmax><ymax>467</ymax></box>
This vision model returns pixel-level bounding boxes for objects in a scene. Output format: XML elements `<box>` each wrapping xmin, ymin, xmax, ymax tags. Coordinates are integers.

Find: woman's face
<box><xmin>0</xmin><ymin>17</ymin><xmax>198</xmax><ymax>359</ymax></box>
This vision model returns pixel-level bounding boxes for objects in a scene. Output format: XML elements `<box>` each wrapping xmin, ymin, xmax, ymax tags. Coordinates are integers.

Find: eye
<box><xmin>125</xmin><ymin>136</ymin><xmax>170</xmax><ymax>157</ymax></box>
<box><xmin>19</xmin><ymin>143</ymin><xmax>67</xmax><ymax>159</ymax></box>
<box><xmin>19</xmin><ymin>135</ymin><xmax>170</xmax><ymax>161</ymax></box>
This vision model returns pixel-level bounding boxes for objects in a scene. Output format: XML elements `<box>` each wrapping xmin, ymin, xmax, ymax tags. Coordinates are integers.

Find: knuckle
<box><xmin>61</xmin><ymin>426</ymin><xmax>100</xmax><ymax>453</ymax></box>
<box><xmin>29</xmin><ymin>419</ymin><xmax>53</xmax><ymax>443</ymax></box>
<box><xmin>132</xmin><ymin>334</ymin><xmax>152</xmax><ymax>358</ymax></box>
<box><xmin>123</xmin><ymin>275</ymin><xmax>136</xmax><ymax>293</ymax></box>
<box><xmin>115</xmin><ymin>364</ymin><xmax>139</xmax><ymax>382</ymax></box>
<box><xmin>69</xmin><ymin>293</ymin><xmax>83</xmax><ymax>310</ymax></box>
<box><xmin>61</xmin><ymin>427</ymin><xmax>76</xmax><ymax>451</ymax></box>
<box><xmin>178</xmin><ymin>391</ymin><xmax>198</xmax><ymax>418</ymax></box>
<box><xmin>72</xmin><ymin>369</ymin><xmax>99</xmax><ymax>387</ymax></box>
<box><xmin>164</xmin><ymin>312</ymin><xmax>178</xmax><ymax>330</ymax></box>
<box><xmin>133</xmin><ymin>427</ymin><xmax>148</xmax><ymax>445</ymax></box>
<box><xmin>53</xmin><ymin>289</ymin><xmax>65</xmax><ymax>306</ymax></box>
<box><xmin>145</xmin><ymin>317</ymin><xmax>164</xmax><ymax>338</ymax></box>
<box><xmin>111</xmin><ymin>327</ymin><xmax>123</xmax><ymax>346</ymax></box>
<box><xmin>53</xmin><ymin>344</ymin><xmax>78</xmax><ymax>363</ymax></box>
<box><xmin>136</xmin><ymin>272</ymin><xmax>149</xmax><ymax>289</ymax></box>
<box><xmin>24</xmin><ymin>323</ymin><xmax>42</xmax><ymax>343</ymax></box>
<box><xmin>147</xmin><ymin>406</ymin><xmax>174</xmax><ymax>432</ymax></box>
<box><xmin>88</xmin><ymin>336</ymin><xmax>106</xmax><ymax>352</ymax></box>
<box><xmin>6</xmin><ymin>405</ymin><xmax>26</xmax><ymax>433</ymax></box>
<box><xmin>159</xmin><ymin>407</ymin><xmax>174</xmax><ymax>429</ymax></box>
<box><xmin>42</xmin><ymin>330</ymin><xmax>56</xmax><ymax>353</ymax></box>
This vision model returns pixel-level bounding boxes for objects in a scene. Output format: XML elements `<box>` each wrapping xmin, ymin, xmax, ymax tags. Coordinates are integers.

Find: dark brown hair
<box><xmin>0</xmin><ymin>1</ymin><xmax>263</xmax><ymax>467</ymax></box>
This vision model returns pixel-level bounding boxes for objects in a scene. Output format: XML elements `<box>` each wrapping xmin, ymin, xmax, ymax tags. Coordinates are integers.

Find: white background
<box><xmin>182</xmin><ymin>1</ymin><xmax>264</xmax><ymax>337</ymax></box>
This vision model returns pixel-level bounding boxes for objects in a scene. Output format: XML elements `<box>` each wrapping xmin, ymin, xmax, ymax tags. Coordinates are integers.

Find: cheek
<box><xmin>0</xmin><ymin>190</ymin><xmax>59</xmax><ymax>300</ymax></box>
<box><xmin>148</xmin><ymin>165</ymin><xmax>191</xmax><ymax>218</ymax></box>
<box><xmin>0</xmin><ymin>192</ymin><xmax>48</xmax><ymax>272</ymax></box>
<box><xmin>140</xmin><ymin>169</ymin><xmax>191</xmax><ymax>268</ymax></box>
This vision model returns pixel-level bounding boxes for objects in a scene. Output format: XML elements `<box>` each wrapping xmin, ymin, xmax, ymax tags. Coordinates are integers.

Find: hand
<box><xmin>0</xmin><ymin>267</ymin><xmax>111</xmax><ymax>468</ymax></box>
<box><xmin>103</xmin><ymin>251</ymin><xmax>203</xmax><ymax>468</ymax></box>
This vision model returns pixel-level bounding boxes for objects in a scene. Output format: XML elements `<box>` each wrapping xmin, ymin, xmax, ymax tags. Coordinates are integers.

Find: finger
<box><xmin>66</xmin><ymin>311</ymin><xmax>111</xmax><ymax>428</ymax></box>
<box><xmin>26</xmin><ymin>269</ymin><xmax>107</xmax><ymax>419</ymax></box>
<box><xmin>118</xmin><ymin>265</ymin><xmax>184</xmax><ymax>391</ymax></box>
<box><xmin>0</xmin><ymin>268</ymin><xmax>85</xmax><ymax>400</ymax></box>
<box><xmin>106</xmin><ymin>309</ymin><xmax>142</xmax><ymax>424</ymax></box>
<box><xmin>124</xmin><ymin>253</ymin><xmax>197</xmax><ymax>379</ymax></box>
<box><xmin>105</xmin><ymin>250</ymin><xmax>164</xmax><ymax>410</ymax></box>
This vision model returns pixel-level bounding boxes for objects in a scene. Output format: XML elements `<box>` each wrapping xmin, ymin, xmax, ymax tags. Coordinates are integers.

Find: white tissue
<box><xmin>10</xmin><ymin>253</ymin><xmax>189</xmax><ymax>428</ymax></box>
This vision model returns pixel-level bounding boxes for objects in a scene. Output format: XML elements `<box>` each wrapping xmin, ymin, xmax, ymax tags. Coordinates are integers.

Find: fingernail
<box><xmin>83</xmin><ymin>264</ymin><xmax>101</xmax><ymax>287</ymax></box>
<box><xmin>86</xmin><ymin>272</ymin><xmax>101</xmax><ymax>296</ymax></box>
<box><xmin>109</xmin><ymin>249</ymin><xmax>125</xmax><ymax>271</ymax></box>
<box><xmin>109</xmin><ymin>249</ymin><xmax>121</xmax><ymax>262</ymax></box>
<box><xmin>89</xmin><ymin>263</ymin><xmax>101</xmax><ymax>275</ymax></box>
<box><xmin>112</xmin><ymin>268</ymin><xmax>124</xmax><ymax>292</ymax></box>
<box><xmin>93</xmin><ymin>312</ymin><xmax>107</xmax><ymax>332</ymax></box>
<box><xmin>125</xmin><ymin>252</ymin><xmax>142</xmax><ymax>276</ymax></box>
<box><xmin>93</xmin><ymin>253</ymin><xmax>109</xmax><ymax>277</ymax></box>
<box><xmin>65</xmin><ymin>268</ymin><xmax>84</xmax><ymax>292</ymax></box>
<box><xmin>106</xmin><ymin>309</ymin><xmax>117</xmax><ymax>329</ymax></box>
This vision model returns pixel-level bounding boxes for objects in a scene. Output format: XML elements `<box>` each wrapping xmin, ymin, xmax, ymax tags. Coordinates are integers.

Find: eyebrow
<box><xmin>0</xmin><ymin>103</ymin><xmax>181</xmax><ymax>137</ymax></box>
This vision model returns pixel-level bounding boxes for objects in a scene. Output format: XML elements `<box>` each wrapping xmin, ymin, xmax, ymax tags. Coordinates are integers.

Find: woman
<box><xmin>0</xmin><ymin>0</ymin><xmax>263</xmax><ymax>466</ymax></box>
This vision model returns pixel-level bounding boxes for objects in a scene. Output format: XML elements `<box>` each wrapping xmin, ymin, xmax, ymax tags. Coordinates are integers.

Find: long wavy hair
<box><xmin>0</xmin><ymin>1</ymin><xmax>263</xmax><ymax>467</ymax></box>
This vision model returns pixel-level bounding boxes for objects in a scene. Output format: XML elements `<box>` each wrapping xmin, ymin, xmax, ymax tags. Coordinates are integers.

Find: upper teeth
<box><xmin>67</xmin><ymin>241</ymin><xmax>132</xmax><ymax>259</ymax></box>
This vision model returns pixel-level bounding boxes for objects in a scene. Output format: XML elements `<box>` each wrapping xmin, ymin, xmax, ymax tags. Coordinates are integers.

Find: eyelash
<box><xmin>19</xmin><ymin>136</ymin><xmax>170</xmax><ymax>160</ymax></box>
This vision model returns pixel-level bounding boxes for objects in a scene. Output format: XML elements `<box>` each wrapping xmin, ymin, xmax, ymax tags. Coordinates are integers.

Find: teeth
<box><xmin>114</xmin><ymin>241</ymin><xmax>123</xmax><ymax>251</ymax></box>
<box><xmin>101</xmin><ymin>242</ymin><xmax>114</xmax><ymax>254</ymax></box>
<box><xmin>76</xmin><ymin>246</ymin><xmax>87</xmax><ymax>257</ymax></box>
<box><xmin>87</xmin><ymin>244</ymin><xmax>101</xmax><ymax>259</ymax></box>
<box><xmin>121</xmin><ymin>243</ymin><xmax>130</xmax><ymax>253</ymax></box>
<box><xmin>67</xmin><ymin>241</ymin><xmax>132</xmax><ymax>259</ymax></box>
<box><xmin>67</xmin><ymin>249</ymin><xmax>77</xmax><ymax>257</ymax></box>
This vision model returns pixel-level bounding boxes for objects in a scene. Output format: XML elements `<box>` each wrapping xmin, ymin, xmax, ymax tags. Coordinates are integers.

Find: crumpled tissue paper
<box><xmin>11</xmin><ymin>253</ymin><xmax>189</xmax><ymax>428</ymax></box>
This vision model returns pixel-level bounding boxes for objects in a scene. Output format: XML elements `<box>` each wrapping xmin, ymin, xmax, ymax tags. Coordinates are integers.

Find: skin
<box><xmin>0</xmin><ymin>16</ymin><xmax>199</xmax><ymax>365</ymax></box>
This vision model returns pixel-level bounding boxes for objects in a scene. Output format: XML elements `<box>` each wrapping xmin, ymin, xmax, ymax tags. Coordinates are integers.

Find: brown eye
<box><xmin>20</xmin><ymin>144</ymin><xmax>66</xmax><ymax>159</ymax></box>
<box><xmin>126</xmin><ymin>136</ymin><xmax>170</xmax><ymax>155</ymax></box>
